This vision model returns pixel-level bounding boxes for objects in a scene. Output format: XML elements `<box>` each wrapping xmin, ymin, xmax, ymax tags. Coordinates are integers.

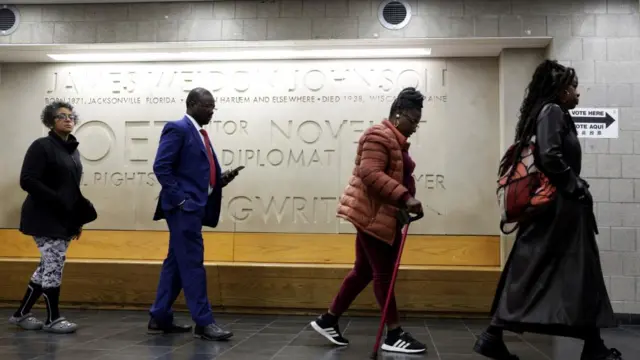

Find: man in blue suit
<box><xmin>148</xmin><ymin>87</ymin><xmax>237</xmax><ymax>341</ymax></box>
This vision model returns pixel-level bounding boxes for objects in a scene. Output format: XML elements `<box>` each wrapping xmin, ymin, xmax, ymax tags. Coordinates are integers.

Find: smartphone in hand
<box><xmin>230</xmin><ymin>165</ymin><xmax>245</xmax><ymax>176</ymax></box>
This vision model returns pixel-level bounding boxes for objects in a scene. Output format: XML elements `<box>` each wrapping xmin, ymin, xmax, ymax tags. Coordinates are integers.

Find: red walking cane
<box><xmin>370</xmin><ymin>210</ymin><xmax>424</xmax><ymax>360</ymax></box>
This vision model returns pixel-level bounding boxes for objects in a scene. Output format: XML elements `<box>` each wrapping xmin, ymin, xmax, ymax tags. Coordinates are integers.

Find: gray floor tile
<box><xmin>0</xmin><ymin>310</ymin><xmax>637</xmax><ymax>360</ymax></box>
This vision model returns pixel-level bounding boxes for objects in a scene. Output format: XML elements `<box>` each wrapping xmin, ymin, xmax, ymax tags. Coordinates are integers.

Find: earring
<box><xmin>395</xmin><ymin>114</ymin><xmax>400</xmax><ymax>118</ymax></box>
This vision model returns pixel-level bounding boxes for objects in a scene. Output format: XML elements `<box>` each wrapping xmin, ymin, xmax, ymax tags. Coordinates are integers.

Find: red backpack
<box><xmin>497</xmin><ymin>135</ymin><xmax>556</xmax><ymax>234</ymax></box>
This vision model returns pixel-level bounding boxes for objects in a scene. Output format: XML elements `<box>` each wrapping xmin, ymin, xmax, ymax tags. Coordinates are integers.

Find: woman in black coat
<box><xmin>9</xmin><ymin>101</ymin><xmax>96</xmax><ymax>334</ymax></box>
<box><xmin>473</xmin><ymin>60</ymin><xmax>622</xmax><ymax>360</ymax></box>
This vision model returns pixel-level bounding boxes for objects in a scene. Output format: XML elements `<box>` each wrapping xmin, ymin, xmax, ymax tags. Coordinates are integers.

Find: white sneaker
<box><xmin>381</xmin><ymin>331</ymin><xmax>427</xmax><ymax>354</ymax></box>
<box><xmin>310</xmin><ymin>315</ymin><xmax>349</xmax><ymax>346</ymax></box>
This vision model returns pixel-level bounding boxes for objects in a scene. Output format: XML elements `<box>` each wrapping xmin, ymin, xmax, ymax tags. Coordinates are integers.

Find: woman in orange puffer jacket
<box><xmin>310</xmin><ymin>87</ymin><xmax>427</xmax><ymax>355</ymax></box>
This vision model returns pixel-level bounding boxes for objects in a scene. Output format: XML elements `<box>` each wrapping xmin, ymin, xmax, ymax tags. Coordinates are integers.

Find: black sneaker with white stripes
<box><xmin>310</xmin><ymin>314</ymin><xmax>349</xmax><ymax>346</ymax></box>
<box><xmin>381</xmin><ymin>330</ymin><xmax>427</xmax><ymax>354</ymax></box>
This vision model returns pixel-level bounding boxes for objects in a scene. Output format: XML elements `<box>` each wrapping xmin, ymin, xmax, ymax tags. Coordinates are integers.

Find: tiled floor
<box><xmin>0</xmin><ymin>309</ymin><xmax>637</xmax><ymax>359</ymax></box>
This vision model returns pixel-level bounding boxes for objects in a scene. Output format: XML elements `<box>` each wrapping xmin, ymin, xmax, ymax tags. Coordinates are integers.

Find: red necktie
<box><xmin>199</xmin><ymin>129</ymin><xmax>216</xmax><ymax>187</ymax></box>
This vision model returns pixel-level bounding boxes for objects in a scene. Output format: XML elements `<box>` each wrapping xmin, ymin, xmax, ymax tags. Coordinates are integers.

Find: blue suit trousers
<box><xmin>150</xmin><ymin>208</ymin><xmax>214</xmax><ymax>327</ymax></box>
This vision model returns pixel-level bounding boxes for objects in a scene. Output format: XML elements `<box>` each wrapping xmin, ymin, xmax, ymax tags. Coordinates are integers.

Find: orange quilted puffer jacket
<box><xmin>337</xmin><ymin>120</ymin><xmax>411</xmax><ymax>245</ymax></box>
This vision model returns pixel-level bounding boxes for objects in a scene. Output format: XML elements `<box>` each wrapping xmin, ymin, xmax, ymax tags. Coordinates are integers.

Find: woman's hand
<box><xmin>405</xmin><ymin>197</ymin><xmax>423</xmax><ymax>215</ymax></box>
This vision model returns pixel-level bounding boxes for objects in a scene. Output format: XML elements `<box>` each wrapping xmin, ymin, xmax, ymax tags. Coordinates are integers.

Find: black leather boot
<box><xmin>581</xmin><ymin>348</ymin><xmax>623</xmax><ymax>360</ymax></box>
<box><xmin>580</xmin><ymin>328</ymin><xmax>623</xmax><ymax>360</ymax></box>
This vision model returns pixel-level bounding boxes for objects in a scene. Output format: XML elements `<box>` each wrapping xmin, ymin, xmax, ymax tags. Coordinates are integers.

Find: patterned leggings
<box><xmin>30</xmin><ymin>237</ymin><xmax>71</xmax><ymax>289</ymax></box>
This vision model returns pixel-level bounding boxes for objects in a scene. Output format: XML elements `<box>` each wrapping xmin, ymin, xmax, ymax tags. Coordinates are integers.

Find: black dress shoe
<box><xmin>473</xmin><ymin>331</ymin><xmax>519</xmax><ymax>360</ymax></box>
<box><xmin>581</xmin><ymin>348</ymin><xmax>623</xmax><ymax>360</ymax></box>
<box><xmin>147</xmin><ymin>317</ymin><xmax>192</xmax><ymax>334</ymax></box>
<box><xmin>194</xmin><ymin>323</ymin><xmax>233</xmax><ymax>341</ymax></box>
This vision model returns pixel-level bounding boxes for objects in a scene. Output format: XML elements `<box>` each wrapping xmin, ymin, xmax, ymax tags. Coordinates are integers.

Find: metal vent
<box><xmin>378</xmin><ymin>0</ymin><xmax>412</xmax><ymax>30</ymax></box>
<box><xmin>0</xmin><ymin>5</ymin><xmax>19</xmax><ymax>36</ymax></box>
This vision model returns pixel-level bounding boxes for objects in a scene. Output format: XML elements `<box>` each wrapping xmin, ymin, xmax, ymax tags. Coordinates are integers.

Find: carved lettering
<box><xmin>42</xmin><ymin>61</ymin><xmax>453</xmax><ymax>233</ymax></box>
<box><xmin>228</xmin><ymin>196</ymin><xmax>252</xmax><ymax>221</ymax></box>
<box><xmin>413</xmin><ymin>174</ymin><xmax>446</xmax><ymax>190</ymax></box>
<box><xmin>125</xmin><ymin>121</ymin><xmax>151</xmax><ymax>163</ymax></box>
<box><xmin>303</xmin><ymin>69</ymin><xmax>326</xmax><ymax>92</ymax></box>
<box><xmin>221</xmin><ymin>148</ymin><xmax>335</xmax><ymax>167</ymax></box>
<box><xmin>123</xmin><ymin>121</ymin><xmax>164</xmax><ymax>163</ymax></box>
<box><xmin>270</xmin><ymin>119</ymin><xmax>376</xmax><ymax>143</ymax></box>
<box><xmin>225</xmin><ymin>196</ymin><xmax>338</xmax><ymax>224</ymax></box>
<box><xmin>380</xmin><ymin>69</ymin><xmax>394</xmax><ymax>92</ymax></box>
<box><xmin>257</xmin><ymin>196</ymin><xmax>287</xmax><ymax>224</ymax></box>
<box><xmin>88</xmin><ymin>172</ymin><xmax>157</xmax><ymax>186</ymax></box>
<box><xmin>216</xmin><ymin>96</ymin><xmax>251</xmax><ymax>104</ymax></box>
<box><xmin>298</xmin><ymin>120</ymin><xmax>322</xmax><ymax>144</ymax></box>
<box><xmin>145</xmin><ymin>97</ymin><xmax>176</xmax><ymax>104</ymax></box>
<box><xmin>44</xmin><ymin>94</ymin><xmax>444</xmax><ymax>106</ymax></box>
<box><xmin>45</xmin><ymin>65</ymin><xmax>447</xmax><ymax>94</ymax></box>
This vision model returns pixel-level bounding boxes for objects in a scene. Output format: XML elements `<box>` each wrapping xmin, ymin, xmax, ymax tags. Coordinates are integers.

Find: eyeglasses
<box><xmin>55</xmin><ymin>113</ymin><xmax>77</xmax><ymax>121</ymax></box>
<box><xmin>404</xmin><ymin>114</ymin><xmax>421</xmax><ymax>125</ymax></box>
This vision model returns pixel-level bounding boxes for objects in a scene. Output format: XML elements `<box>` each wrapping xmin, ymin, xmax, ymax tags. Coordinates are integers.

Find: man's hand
<box><xmin>221</xmin><ymin>169</ymin><xmax>240</xmax><ymax>187</ymax></box>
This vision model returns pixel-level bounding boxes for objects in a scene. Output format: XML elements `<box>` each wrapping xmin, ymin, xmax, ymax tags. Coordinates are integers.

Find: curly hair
<box><xmin>389</xmin><ymin>87</ymin><xmax>425</xmax><ymax>119</ymax></box>
<box><xmin>41</xmin><ymin>101</ymin><xmax>77</xmax><ymax>129</ymax></box>
<box><xmin>499</xmin><ymin>59</ymin><xmax>577</xmax><ymax>176</ymax></box>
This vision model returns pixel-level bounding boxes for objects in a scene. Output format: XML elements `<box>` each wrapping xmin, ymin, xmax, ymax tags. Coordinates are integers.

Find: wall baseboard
<box><xmin>0</xmin><ymin>229</ymin><xmax>501</xmax><ymax>267</ymax></box>
<box><xmin>0</xmin><ymin>259</ymin><xmax>500</xmax><ymax>314</ymax></box>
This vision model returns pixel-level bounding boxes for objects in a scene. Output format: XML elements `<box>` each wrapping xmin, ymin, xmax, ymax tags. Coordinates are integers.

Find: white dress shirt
<box><xmin>186</xmin><ymin>114</ymin><xmax>214</xmax><ymax>196</ymax></box>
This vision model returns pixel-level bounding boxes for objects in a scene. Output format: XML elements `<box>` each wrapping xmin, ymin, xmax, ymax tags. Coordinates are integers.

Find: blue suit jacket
<box><xmin>153</xmin><ymin>116</ymin><xmax>223</xmax><ymax>228</ymax></box>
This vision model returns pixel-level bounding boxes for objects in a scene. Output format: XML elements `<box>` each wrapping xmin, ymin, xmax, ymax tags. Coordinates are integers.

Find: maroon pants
<box><xmin>329</xmin><ymin>228</ymin><xmax>401</xmax><ymax>326</ymax></box>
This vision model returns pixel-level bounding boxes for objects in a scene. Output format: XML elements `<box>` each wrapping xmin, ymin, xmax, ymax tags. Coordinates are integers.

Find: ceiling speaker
<box><xmin>378</xmin><ymin>0</ymin><xmax>412</xmax><ymax>30</ymax></box>
<box><xmin>0</xmin><ymin>5</ymin><xmax>20</xmax><ymax>37</ymax></box>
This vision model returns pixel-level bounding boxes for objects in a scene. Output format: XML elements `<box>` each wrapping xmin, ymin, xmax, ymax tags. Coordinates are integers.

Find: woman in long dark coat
<box><xmin>473</xmin><ymin>60</ymin><xmax>622</xmax><ymax>360</ymax></box>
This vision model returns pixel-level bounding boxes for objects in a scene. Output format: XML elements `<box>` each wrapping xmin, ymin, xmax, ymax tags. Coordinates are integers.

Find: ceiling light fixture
<box><xmin>46</xmin><ymin>48</ymin><xmax>432</xmax><ymax>62</ymax></box>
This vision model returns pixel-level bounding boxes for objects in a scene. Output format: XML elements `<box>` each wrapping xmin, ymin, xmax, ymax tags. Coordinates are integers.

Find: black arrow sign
<box><xmin>573</xmin><ymin>113</ymin><xmax>616</xmax><ymax>128</ymax></box>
